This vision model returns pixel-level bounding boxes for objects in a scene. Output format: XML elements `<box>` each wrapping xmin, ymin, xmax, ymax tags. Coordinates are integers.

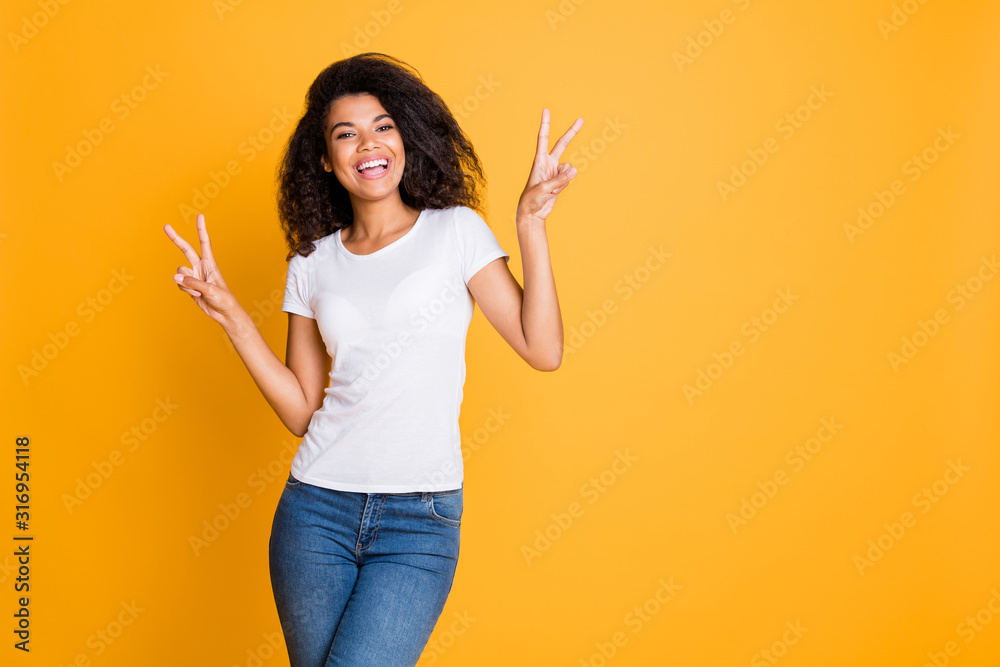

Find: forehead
<box><xmin>325</xmin><ymin>93</ymin><xmax>388</xmax><ymax>126</ymax></box>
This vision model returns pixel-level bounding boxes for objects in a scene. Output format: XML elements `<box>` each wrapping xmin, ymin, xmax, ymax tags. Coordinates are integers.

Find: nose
<box><xmin>357</xmin><ymin>128</ymin><xmax>381</xmax><ymax>151</ymax></box>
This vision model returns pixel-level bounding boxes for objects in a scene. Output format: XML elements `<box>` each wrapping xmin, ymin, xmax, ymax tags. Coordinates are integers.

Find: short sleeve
<box><xmin>281</xmin><ymin>252</ymin><xmax>314</xmax><ymax>318</ymax></box>
<box><xmin>453</xmin><ymin>207</ymin><xmax>509</xmax><ymax>284</ymax></box>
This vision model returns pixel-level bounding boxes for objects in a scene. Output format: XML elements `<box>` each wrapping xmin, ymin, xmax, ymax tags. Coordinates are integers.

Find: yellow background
<box><xmin>3</xmin><ymin>0</ymin><xmax>999</xmax><ymax>665</ymax></box>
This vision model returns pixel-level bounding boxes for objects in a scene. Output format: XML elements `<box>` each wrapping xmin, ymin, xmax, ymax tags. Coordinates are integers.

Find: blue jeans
<box><xmin>268</xmin><ymin>472</ymin><xmax>463</xmax><ymax>666</ymax></box>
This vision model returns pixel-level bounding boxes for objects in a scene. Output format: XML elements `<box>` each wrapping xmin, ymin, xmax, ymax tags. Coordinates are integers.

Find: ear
<box><xmin>320</xmin><ymin>153</ymin><xmax>331</xmax><ymax>172</ymax></box>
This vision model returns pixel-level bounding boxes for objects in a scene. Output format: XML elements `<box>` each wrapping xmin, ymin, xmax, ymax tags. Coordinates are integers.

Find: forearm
<box><xmin>222</xmin><ymin>309</ymin><xmax>314</xmax><ymax>436</ymax></box>
<box><xmin>516</xmin><ymin>215</ymin><xmax>564</xmax><ymax>370</ymax></box>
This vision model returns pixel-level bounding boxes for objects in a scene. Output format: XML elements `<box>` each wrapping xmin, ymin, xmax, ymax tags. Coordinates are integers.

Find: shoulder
<box><xmin>436</xmin><ymin>205</ymin><xmax>494</xmax><ymax>237</ymax></box>
<box><xmin>422</xmin><ymin>205</ymin><xmax>484</xmax><ymax>224</ymax></box>
<box><xmin>288</xmin><ymin>233</ymin><xmax>337</xmax><ymax>268</ymax></box>
<box><xmin>418</xmin><ymin>206</ymin><xmax>484</xmax><ymax>243</ymax></box>
<box><xmin>448</xmin><ymin>205</ymin><xmax>484</xmax><ymax>222</ymax></box>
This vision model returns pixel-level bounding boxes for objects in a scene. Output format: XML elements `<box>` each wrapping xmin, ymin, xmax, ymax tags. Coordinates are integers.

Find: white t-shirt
<box><xmin>281</xmin><ymin>205</ymin><xmax>509</xmax><ymax>492</ymax></box>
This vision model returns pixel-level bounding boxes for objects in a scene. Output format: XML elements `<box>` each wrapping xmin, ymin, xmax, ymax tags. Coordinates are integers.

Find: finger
<box><xmin>164</xmin><ymin>223</ymin><xmax>203</xmax><ymax>267</ymax></box>
<box><xmin>196</xmin><ymin>214</ymin><xmax>216</xmax><ymax>265</ymax></box>
<box><xmin>541</xmin><ymin>165</ymin><xmax>577</xmax><ymax>194</ymax></box>
<box><xmin>177</xmin><ymin>265</ymin><xmax>194</xmax><ymax>277</ymax></box>
<box><xmin>174</xmin><ymin>277</ymin><xmax>201</xmax><ymax>298</ymax></box>
<box><xmin>549</xmin><ymin>117</ymin><xmax>584</xmax><ymax>162</ymax></box>
<box><xmin>551</xmin><ymin>181</ymin><xmax>571</xmax><ymax>195</ymax></box>
<box><xmin>174</xmin><ymin>273</ymin><xmax>211</xmax><ymax>299</ymax></box>
<box><xmin>174</xmin><ymin>275</ymin><xmax>202</xmax><ymax>297</ymax></box>
<box><xmin>534</xmin><ymin>108</ymin><xmax>551</xmax><ymax>162</ymax></box>
<box><xmin>539</xmin><ymin>162</ymin><xmax>569</xmax><ymax>186</ymax></box>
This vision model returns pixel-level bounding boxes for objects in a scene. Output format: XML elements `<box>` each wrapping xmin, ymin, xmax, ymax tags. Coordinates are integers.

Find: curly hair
<box><xmin>275</xmin><ymin>52</ymin><xmax>487</xmax><ymax>260</ymax></box>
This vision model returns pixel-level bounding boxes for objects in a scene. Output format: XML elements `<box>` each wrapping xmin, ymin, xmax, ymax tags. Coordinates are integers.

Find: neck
<box><xmin>346</xmin><ymin>192</ymin><xmax>419</xmax><ymax>241</ymax></box>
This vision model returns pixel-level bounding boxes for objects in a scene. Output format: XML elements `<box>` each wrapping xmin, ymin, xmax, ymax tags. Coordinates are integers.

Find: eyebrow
<box><xmin>329</xmin><ymin>113</ymin><xmax>393</xmax><ymax>135</ymax></box>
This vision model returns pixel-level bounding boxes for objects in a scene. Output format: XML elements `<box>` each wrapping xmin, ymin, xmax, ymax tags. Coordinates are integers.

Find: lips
<box><xmin>354</xmin><ymin>155</ymin><xmax>391</xmax><ymax>179</ymax></box>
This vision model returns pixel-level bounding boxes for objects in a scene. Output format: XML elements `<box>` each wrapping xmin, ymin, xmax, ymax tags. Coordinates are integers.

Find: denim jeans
<box><xmin>268</xmin><ymin>472</ymin><xmax>462</xmax><ymax>666</ymax></box>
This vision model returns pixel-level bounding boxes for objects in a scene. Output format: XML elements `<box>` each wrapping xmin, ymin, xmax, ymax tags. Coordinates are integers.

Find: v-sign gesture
<box><xmin>163</xmin><ymin>214</ymin><xmax>242</xmax><ymax>330</ymax></box>
<box><xmin>517</xmin><ymin>108</ymin><xmax>584</xmax><ymax>224</ymax></box>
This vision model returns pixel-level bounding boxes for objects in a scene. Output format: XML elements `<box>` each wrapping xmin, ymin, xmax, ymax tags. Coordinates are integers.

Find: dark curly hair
<box><xmin>275</xmin><ymin>52</ymin><xmax>487</xmax><ymax>260</ymax></box>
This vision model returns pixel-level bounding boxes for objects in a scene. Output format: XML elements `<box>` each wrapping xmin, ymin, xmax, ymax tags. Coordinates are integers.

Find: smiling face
<box><xmin>321</xmin><ymin>93</ymin><xmax>406</xmax><ymax>205</ymax></box>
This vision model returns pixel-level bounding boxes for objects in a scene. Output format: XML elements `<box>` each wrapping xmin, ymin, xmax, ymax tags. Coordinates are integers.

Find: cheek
<box><xmin>391</xmin><ymin>138</ymin><xmax>406</xmax><ymax>166</ymax></box>
<box><xmin>332</xmin><ymin>151</ymin><xmax>355</xmax><ymax>182</ymax></box>
<box><xmin>333</xmin><ymin>165</ymin><xmax>357</xmax><ymax>189</ymax></box>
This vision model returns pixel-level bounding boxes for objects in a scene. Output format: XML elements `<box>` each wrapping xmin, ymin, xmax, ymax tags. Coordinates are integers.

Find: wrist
<box><xmin>221</xmin><ymin>307</ymin><xmax>254</xmax><ymax>340</ymax></box>
<box><xmin>516</xmin><ymin>209</ymin><xmax>546</xmax><ymax>229</ymax></box>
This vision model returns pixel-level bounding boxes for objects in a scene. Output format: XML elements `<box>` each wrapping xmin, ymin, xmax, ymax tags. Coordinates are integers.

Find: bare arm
<box><xmin>164</xmin><ymin>214</ymin><xmax>330</xmax><ymax>437</ymax></box>
<box><xmin>468</xmin><ymin>108</ymin><xmax>583</xmax><ymax>371</ymax></box>
<box><xmin>223</xmin><ymin>311</ymin><xmax>330</xmax><ymax>437</ymax></box>
<box><xmin>468</xmin><ymin>221</ymin><xmax>563</xmax><ymax>371</ymax></box>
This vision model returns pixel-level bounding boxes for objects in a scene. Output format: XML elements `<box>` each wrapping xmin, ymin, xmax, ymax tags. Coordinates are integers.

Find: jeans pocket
<box><xmin>285</xmin><ymin>472</ymin><xmax>304</xmax><ymax>489</ymax></box>
<box><xmin>428</xmin><ymin>489</ymin><xmax>463</xmax><ymax>527</ymax></box>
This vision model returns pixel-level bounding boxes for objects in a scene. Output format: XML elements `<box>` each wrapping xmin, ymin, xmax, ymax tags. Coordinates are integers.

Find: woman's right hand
<box><xmin>164</xmin><ymin>213</ymin><xmax>245</xmax><ymax>331</ymax></box>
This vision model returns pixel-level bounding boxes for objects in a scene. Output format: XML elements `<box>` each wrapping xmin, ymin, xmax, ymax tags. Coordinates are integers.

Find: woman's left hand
<box><xmin>517</xmin><ymin>108</ymin><xmax>584</xmax><ymax>224</ymax></box>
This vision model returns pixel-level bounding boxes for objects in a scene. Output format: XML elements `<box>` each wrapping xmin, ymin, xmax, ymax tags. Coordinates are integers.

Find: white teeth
<box><xmin>357</xmin><ymin>158</ymin><xmax>388</xmax><ymax>171</ymax></box>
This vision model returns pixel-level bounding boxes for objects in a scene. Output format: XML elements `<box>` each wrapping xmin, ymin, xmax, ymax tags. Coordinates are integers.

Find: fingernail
<box><xmin>174</xmin><ymin>274</ymin><xmax>184</xmax><ymax>283</ymax></box>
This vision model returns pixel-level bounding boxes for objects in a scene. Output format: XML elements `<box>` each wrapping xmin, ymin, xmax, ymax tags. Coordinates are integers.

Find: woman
<box><xmin>163</xmin><ymin>52</ymin><xmax>582</xmax><ymax>666</ymax></box>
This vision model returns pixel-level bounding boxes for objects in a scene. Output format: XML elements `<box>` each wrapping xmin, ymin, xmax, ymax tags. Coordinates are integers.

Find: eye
<box><xmin>335</xmin><ymin>125</ymin><xmax>391</xmax><ymax>140</ymax></box>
